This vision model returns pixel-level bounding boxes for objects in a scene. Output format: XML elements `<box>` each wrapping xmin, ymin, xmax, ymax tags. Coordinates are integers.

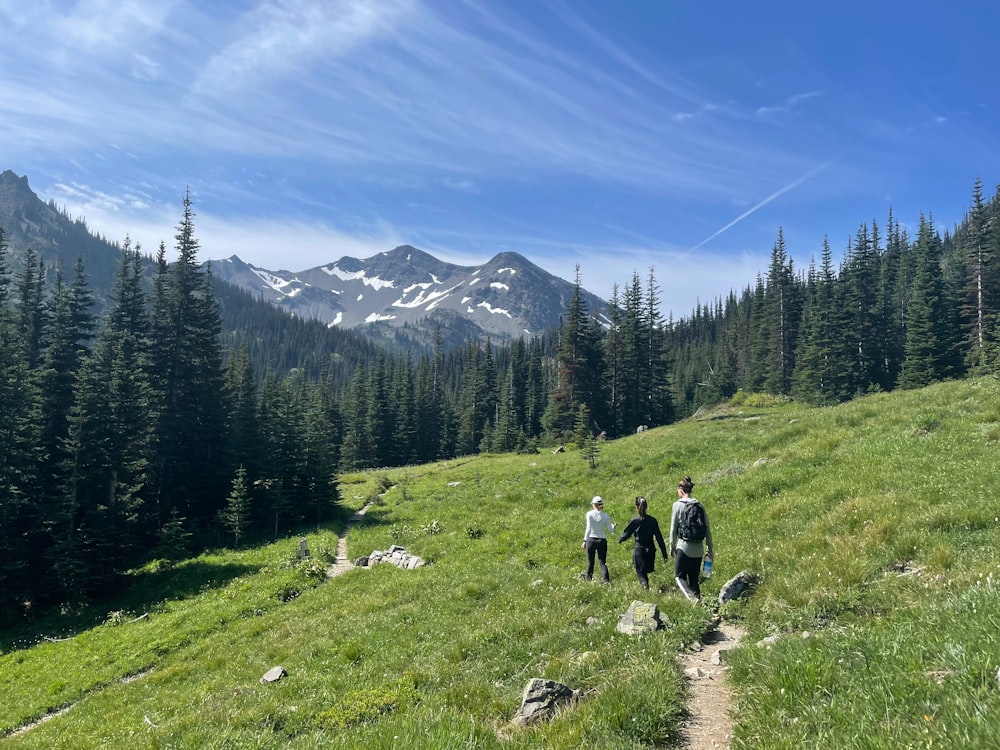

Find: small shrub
<box><xmin>315</xmin><ymin>545</ymin><xmax>338</xmax><ymax>564</ymax></box>
<box><xmin>104</xmin><ymin>610</ymin><xmax>129</xmax><ymax>627</ymax></box>
<box><xmin>313</xmin><ymin>678</ymin><xmax>417</xmax><ymax>730</ymax></box>
<box><xmin>389</xmin><ymin>524</ymin><xmax>414</xmax><ymax>542</ymax></box>
<box><xmin>296</xmin><ymin>557</ymin><xmax>327</xmax><ymax>581</ymax></box>
<box><xmin>467</xmin><ymin>526</ymin><xmax>485</xmax><ymax>539</ymax></box>
<box><xmin>911</xmin><ymin>413</ymin><xmax>942</xmax><ymax>435</ymax></box>
<box><xmin>421</xmin><ymin>519</ymin><xmax>444</xmax><ymax>535</ymax></box>
<box><xmin>740</xmin><ymin>392</ymin><xmax>792</xmax><ymax>408</ymax></box>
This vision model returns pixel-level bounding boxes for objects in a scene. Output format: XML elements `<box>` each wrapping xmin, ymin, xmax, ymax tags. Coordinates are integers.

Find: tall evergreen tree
<box><xmin>456</xmin><ymin>339</ymin><xmax>498</xmax><ymax>454</ymax></box>
<box><xmin>840</xmin><ymin>223</ymin><xmax>885</xmax><ymax>394</ymax></box>
<box><xmin>494</xmin><ymin>337</ymin><xmax>530</xmax><ymax>452</ymax></box>
<box><xmin>338</xmin><ymin>364</ymin><xmax>372</xmax><ymax>470</ymax></box>
<box><xmin>220</xmin><ymin>465</ymin><xmax>253</xmax><ymax>547</ymax></box>
<box><xmin>962</xmin><ymin>178</ymin><xmax>993</xmax><ymax>372</ymax></box>
<box><xmin>60</xmin><ymin>243</ymin><xmax>154</xmax><ymax>598</ymax></box>
<box><xmin>391</xmin><ymin>353</ymin><xmax>418</xmax><ymax>464</ymax></box>
<box><xmin>0</xmin><ymin>228</ymin><xmax>43</xmax><ymax>620</ymax></box>
<box><xmin>899</xmin><ymin>216</ymin><xmax>950</xmax><ymax>388</ymax></box>
<box><xmin>792</xmin><ymin>240</ymin><xmax>845</xmax><ymax>404</ymax></box>
<box><xmin>643</xmin><ymin>268</ymin><xmax>673</xmax><ymax>426</ymax></box>
<box><xmin>745</xmin><ymin>274</ymin><xmax>769</xmax><ymax>392</ymax></box>
<box><xmin>147</xmin><ymin>193</ymin><xmax>228</xmax><ymax>536</ymax></box>
<box><xmin>761</xmin><ymin>229</ymin><xmax>800</xmax><ymax>394</ymax></box>
<box><xmin>32</xmin><ymin>260</ymin><xmax>95</xmax><ymax>599</ymax></box>
<box><xmin>224</xmin><ymin>343</ymin><xmax>261</xmax><ymax>482</ymax></box>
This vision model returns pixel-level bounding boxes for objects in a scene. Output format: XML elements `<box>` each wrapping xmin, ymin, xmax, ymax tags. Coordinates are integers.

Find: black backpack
<box><xmin>677</xmin><ymin>500</ymin><xmax>707</xmax><ymax>542</ymax></box>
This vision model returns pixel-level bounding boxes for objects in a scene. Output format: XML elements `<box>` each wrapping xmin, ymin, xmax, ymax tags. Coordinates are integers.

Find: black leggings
<box><xmin>674</xmin><ymin>549</ymin><xmax>702</xmax><ymax>599</ymax></box>
<box><xmin>585</xmin><ymin>538</ymin><xmax>609</xmax><ymax>582</ymax></box>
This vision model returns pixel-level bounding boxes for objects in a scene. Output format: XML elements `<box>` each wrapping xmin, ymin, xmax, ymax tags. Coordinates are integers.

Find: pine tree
<box><xmin>962</xmin><ymin>178</ymin><xmax>992</xmax><ymax>372</ymax></box>
<box><xmin>391</xmin><ymin>354</ymin><xmax>418</xmax><ymax>463</ymax></box>
<box><xmin>147</xmin><ymin>193</ymin><xmax>228</xmax><ymax>533</ymax></box>
<box><xmin>899</xmin><ymin>216</ymin><xmax>949</xmax><ymax>388</ymax></box>
<box><xmin>220</xmin><ymin>465</ymin><xmax>253</xmax><ymax>547</ymax></box>
<box><xmin>0</xmin><ymin>228</ymin><xmax>41</xmax><ymax>619</ymax></box>
<box><xmin>456</xmin><ymin>340</ymin><xmax>498</xmax><ymax>455</ymax></box>
<box><xmin>643</xmin><ymin>267</ymin><xmax>673</xmax><ymax>426</ymax></box>
<box><xmin>60</xmin><ymin>243</ymin><xmax>154</xmax><ymax>597</ymax></box>
<box><xmin>792</xmin><ymin>238</ymin><xmax>847</xmax><ymax>404</ymax></box>
<box><xmin>762</xmin><ymin>229</ymin><xmax>800</xmax><ymax>394</ymax></box>
<box><xmin>544</xmin><ymin>267</ymin><xmax>604</xmax><ymax>440</ymax></box>
<box><xmin>31</xmin><ymin>260</ymin><xmax>95</xmax><ymax>600</ymax></box>
<box><xmin>575</xmin><ymin>403</ymin><xmax>598</xmax><ymax>469</ymax></box>
<box><xmin>224</xmin><ymin>344</ymin><xmax>261</xmax><ymax>481</ymax></box>
<box><xmin>338</xmin><ymin>364</ymin><xmax>372</xmax><ymax>470</ymax></box>
<box><xmin>494</xmin><ymin>337</ymin><xmax>529</xmax><ymax>452</ymax></box>
<box><xmin>745</xmin><ymin>274</ymin><xmax>769</xmax><ymax>392</ymax></box>
<box><xmin>840</xmin><ymin>223</ymin><xmax>884</xmax><ymax>394</ymax></box>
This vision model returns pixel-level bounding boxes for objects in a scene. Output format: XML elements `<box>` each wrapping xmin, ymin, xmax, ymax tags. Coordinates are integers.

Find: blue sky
<box><xmin>2</xmin><ymin>1</ymin><xmax>997</xmax><ymax>318</ymax></box>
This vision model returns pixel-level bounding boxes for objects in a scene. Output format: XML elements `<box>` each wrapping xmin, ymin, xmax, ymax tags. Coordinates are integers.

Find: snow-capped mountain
<box><xmin>211</xmin><ymin>245</ymin><xmax>607</xmax><ymax>341</ymax></box>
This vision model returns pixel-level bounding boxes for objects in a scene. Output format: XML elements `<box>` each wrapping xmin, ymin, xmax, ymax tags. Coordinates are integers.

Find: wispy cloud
<box><xmin>756</xmin><ymin>91</ymin><xmax>822</xmax><ymax>120</ymax></box>
<box><xmin>7</xmin><ymin>0</ymin><xmax>991</xmax><ymax>320</ymax></box>
<box><xmin>191</xmin><ymin>0</ymin><xmax>412</xmax><ymax>96</ymax></box>
<box><xmin>685</xmin><ymin>157</ymin><xmax>841</xmax><ymax>256</ymax></box>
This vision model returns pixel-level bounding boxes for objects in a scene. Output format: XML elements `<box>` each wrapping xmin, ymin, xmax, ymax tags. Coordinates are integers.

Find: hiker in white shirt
<box><xmin>581</xmin><ymin>495</ymin><xmax>615</xmax><ymax>582</ymax></box>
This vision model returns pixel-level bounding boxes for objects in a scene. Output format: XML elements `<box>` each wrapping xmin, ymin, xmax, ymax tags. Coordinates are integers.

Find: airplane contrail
<box><xmin>682</xmin><ymin>156</ymin><xmax>840</xmax><ymax>257</ymax></box>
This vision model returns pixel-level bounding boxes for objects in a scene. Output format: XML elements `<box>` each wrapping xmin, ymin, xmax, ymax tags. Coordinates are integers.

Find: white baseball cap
<box><xmin>591</xmin><ymin>496</ymin><xmax>603</xmax><ymax>506</ymax></box>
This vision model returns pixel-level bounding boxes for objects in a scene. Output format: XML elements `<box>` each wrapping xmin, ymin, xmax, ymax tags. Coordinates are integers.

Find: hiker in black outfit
<box><xmin>618</xmin><ymin>496</ymin><xmax>668</xmax><ymax>589</ymax></box>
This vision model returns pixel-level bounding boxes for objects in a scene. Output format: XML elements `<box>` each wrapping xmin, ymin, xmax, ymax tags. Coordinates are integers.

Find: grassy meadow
<box><xmin>3</xmin><ymin>377</ymin><xmax>1000</xmax><ymax>748</ymax></box>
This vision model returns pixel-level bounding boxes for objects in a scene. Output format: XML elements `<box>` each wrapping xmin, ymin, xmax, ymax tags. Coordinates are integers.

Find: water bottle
<box><xmin>702</xmin><ymin>557</ymin><xmax>713</xmax><ymax>578</ymax></box>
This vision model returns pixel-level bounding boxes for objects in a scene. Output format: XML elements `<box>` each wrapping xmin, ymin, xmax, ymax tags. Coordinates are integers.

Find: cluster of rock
<box><xmin>511</xmin><ymin>572</ymin><xmax>759</xmax><ymax>728</ymax></box>
<box><xmin>354</xmin><ymin>545</ymin><xmax>425</xmax><ymax>570</ymax></box>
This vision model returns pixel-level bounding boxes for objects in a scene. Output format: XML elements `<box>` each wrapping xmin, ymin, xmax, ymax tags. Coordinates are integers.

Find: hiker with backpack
<box><xmin>618</xmin><ymin>496</ymin><xmax>668</xmax><ymax>589</ymax></box>
<box><xmin>669</xmin><ymin>476</ymin><xmax>713</xmax><ymax>602</ymax></box>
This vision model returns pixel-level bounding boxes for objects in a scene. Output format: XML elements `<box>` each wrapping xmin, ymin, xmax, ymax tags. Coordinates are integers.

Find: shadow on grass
<box><xmin>0</xmin><ymin>506</ymin><xmax>362</xmax><ymax>654</ymax></box>
<box><xmin>0</xmin><ymin>559</ymin><xmax>261</xmax><ymax>654</ymax></box>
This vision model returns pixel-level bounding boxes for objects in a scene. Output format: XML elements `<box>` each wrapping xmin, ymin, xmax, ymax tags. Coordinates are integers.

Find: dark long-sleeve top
<box><xmin>618</xmin><ymin>514</ymin><xmax>668</xmax><ymax>557</ymax></box>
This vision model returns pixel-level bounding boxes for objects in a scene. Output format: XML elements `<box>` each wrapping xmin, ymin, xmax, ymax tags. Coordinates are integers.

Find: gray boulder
<box><xmin>616</xmin><ymin>600</ymin><xmax>668</xmax><ymax>635</ymax></box>
<box><xmin>512</xmin><ymin>678</ymin><xmax>578</xmax><ymax>727</ymax></box>
<box><xmin>718</xmin><ymin>571</ymin><xmax>759</xmax><ymax>605</ymax></box>
<box><xmin>358</xmin><ymin>545</ymin><xmax>426</xmax><ymax>570</ymax></box>
<box><xmin>260</xmin><ymin>666</ymin><xmax>287</xmax><ymax>684</ymax></box>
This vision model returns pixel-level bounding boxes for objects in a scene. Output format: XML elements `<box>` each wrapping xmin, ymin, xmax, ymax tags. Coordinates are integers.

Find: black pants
<box><xmin>585</xmin><ymin>538</ymin><xmax>609</xmax><ymax>582</ymax></box>
<box><xmin>674</xmin><ymin>549</ymin><xmax>702</xmax><ymax>599</ymax></box>
<box><xmin>633</xmin><ymin>545</ymin><xmax>656</xmax><ymax>588</ymax></box>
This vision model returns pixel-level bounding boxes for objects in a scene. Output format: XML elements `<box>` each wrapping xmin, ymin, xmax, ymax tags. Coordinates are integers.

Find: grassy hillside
<box><xmin>3</xmin><ymin>378</ymin><xmax>1000</xmax><ymax>748</ymax></box>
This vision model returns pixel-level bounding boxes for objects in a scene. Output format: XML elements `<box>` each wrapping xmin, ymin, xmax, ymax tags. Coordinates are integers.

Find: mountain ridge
<box><xmin>0</xmin><ymin>170</ymin><xmax>606</xmax><ymax>346</ymax></box>
<box><xmin>209</xmin><ymin>243</ymin><xmax>607</xmax><ymax>342</ymax></box>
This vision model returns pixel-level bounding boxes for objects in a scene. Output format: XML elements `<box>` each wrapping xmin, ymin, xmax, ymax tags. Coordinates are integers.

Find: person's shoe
<box><xmin>675</xmin><ymin>577</ymin><xmax>698</xmax><ymax>602</ymax></box>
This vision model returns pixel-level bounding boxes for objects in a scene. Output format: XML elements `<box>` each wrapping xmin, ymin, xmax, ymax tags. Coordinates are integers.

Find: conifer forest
<box><xmin>2</xmin><ymin>179</ymin><xmax>999</xmax><ymax>621</ymax></box>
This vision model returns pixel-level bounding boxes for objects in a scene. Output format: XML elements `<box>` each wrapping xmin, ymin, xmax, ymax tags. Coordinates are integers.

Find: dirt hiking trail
<box><xmin>325</xmin><ymin>503</ymin><xmax>371</xmax><ymax>578</ymax></box>
<box><xmin>677</xmin><ymin>618</ymin><xmax>746</xmax><ymax>749</ymax></box>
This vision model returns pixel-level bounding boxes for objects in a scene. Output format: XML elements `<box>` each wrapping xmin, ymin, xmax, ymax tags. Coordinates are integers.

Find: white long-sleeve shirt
<box><xmin>583</xmin><ymin>509</ymin><xmax>615</xmax><ymax>541</ymax></box>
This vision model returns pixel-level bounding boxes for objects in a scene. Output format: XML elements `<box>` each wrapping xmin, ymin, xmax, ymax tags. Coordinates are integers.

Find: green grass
<box><xmin>4</xmin><ymin>378</ymin><xmax>1000</xmax><ymax>748</ymax></box>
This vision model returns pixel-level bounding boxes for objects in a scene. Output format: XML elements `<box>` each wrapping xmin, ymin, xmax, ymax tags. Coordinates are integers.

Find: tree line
<box><xmin>667</xmin><ymin>178</ymin><xmax>1000</xmax><ymax>413</ymax></box>
<box><xmin>2</xmin><ymin>179</ymin><xmax>998</xmax><ymax>622</ymax></box>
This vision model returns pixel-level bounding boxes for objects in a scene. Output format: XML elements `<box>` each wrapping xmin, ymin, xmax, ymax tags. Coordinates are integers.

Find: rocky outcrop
<box><xmin>512</xmin><ymin>678</ymin><xmax>579</xmax><ymax>727</ymax></box>
<box><xmin>616</xmin><ymin>600</ymin><xmax>669</xmax><ymax>634</ymax></box>
<box><xmin>354</xmin><ymin>545</ymin><xmax>425</xmax><ymax>570</ymax></box>
<box><xmin>718</xmin><ymin>571</ymin><xmax>759</xmax><ymax>605</ymax></box>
